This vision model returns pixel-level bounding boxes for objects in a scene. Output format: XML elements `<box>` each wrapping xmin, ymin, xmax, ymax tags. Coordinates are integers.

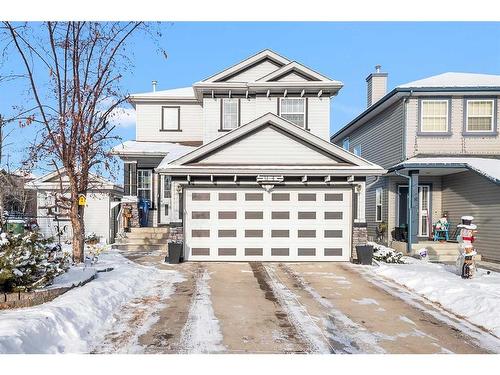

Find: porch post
<box><xmin>408</xmin><ymin>169</ymin><xmax>419</xmax><ymax>250</ymax></box>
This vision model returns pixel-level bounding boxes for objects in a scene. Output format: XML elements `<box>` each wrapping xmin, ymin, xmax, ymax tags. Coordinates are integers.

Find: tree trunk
<box><xmin>70</xmin><ymin>199</ymin><xmax>85</xmax><ymax>263</ymax></box>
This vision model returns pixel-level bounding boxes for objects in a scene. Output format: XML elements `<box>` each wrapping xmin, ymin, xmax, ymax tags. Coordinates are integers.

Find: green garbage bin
<box><xmin>7</xmin><ymin>220</ymin><xmax>25</xmax><ymax>235</ymax></box>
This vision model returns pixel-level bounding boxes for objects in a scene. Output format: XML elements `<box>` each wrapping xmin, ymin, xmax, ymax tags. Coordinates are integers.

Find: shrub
<box><xmin>370</xmin><ymin>242</ymin><xmax>407</xmax><ymax>264</ymax></box>
<box><xmin>0</xmin><ymin>232</ymin><xmax>69</xmax><ymax>292</ymax></box>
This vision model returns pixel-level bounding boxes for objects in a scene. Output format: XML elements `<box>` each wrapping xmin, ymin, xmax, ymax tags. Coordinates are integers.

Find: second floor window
<box><xmin>421</xmin><ymin>100</ymin><xmax>449</xmax><ymax>133</ymax></box>
<box><xmin>280</xmin><ymin>98</ymin><xmax>306</xmax><ymax>127</ymax></box>
<box><xmin>353</xmin><ymin>144</ymin><xmax>361</xmax><ymax>156</ymax></box>
<box><xmin>161</xmin><ymin>106</ymin><xmax>180</xmax><ymax>131</ymax></box>
<box><xmin>222</xmin><ymin>98</ymin><xmax>239</xmax><ymax>130</ymax></box>
<box><xmin>466</xmin><ymin>99</ymin><xmax>495</xmax><ymax>132</ymax></box>
<box><xmin>342</xmin><ymin>138</ymin><xmax>350</xmax><ymax>151</ymax></box>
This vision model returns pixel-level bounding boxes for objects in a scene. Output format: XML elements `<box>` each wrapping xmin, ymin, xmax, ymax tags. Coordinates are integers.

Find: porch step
<box><xmin>112</xmin><ymin>243</ymin><xmax>168</xmax><ymax>251</ymax></box>
<box><xmin>130</xmin><ymin>227</ymin><xmax>169</xmax><ymax>234</ymax></box>
<box><xmin>114</xmin><ymin>238</ymin><xmax>168</xmax><ymax>245</ymax></box>
<box><xmin>119</xmin><ymin>232</ymin><xmax>170</xmax><ymax>240</ymax></box>
<box><xmin>429</xmin><ymin>254</ymin><xmax>482</xmax><ymax>262</ymax></box>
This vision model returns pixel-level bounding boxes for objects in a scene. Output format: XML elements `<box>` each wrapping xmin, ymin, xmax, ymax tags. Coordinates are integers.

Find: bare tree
<box><xmin>2</xmin><ymin>22</ymin><xmax>156</xmax><ymax>262</ymax></box>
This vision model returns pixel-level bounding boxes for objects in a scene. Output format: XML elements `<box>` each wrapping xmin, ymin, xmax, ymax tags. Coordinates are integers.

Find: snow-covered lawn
<box><xmin>0</xmin><ymin>249</ymin><xmax>183</xmax><ymax>354</ymax></box>
<box><xmin>371</xmin><ymin>259</ymin><xmax>500</xmax><ymax>338</ymax></box>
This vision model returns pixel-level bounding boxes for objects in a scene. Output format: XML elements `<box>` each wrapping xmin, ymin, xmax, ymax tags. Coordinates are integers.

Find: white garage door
<box><xmin>184</xmin><ymin>187</ymin><xmax>352</xmax><ymax>262</ymax></box>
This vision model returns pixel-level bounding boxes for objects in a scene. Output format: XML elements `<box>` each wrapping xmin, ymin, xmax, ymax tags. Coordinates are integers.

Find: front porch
<box><xmin>385</xmin><ymin>157</ymin><xmax>500</xmax><ymax>262</ymax></box>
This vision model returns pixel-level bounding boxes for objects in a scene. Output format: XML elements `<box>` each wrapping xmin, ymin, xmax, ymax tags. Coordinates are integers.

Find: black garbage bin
<box><xmin>355</xmin><ymin>244</ymin><xmax>374</xmax><ymax>265</ymax></box>
<box><xmin>167</xmin><ymin>242</ymin><xmax>183</xmax><ymax>264</ymax></box>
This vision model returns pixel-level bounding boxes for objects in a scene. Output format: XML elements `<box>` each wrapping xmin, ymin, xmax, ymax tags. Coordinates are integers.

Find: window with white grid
<box><xmin>222</xmin><ymin>99</ymin><xmax>239</xmax><ymax>130</ymax></box>
<box><xmin>421</xmin><ymin>100</ymin><xmax>449</xmax><ymax>132</ymax></box>
<box><xmin>375</xmin><ymin>187</ymin><xmax>383</xmax><ymax>222</ymax></box>
<box><xmin>466</xmin><ymin>100</ymin><xmax>494</xmax><ymax>132</ymax></box>
<box><xmin>137</xmin><ymin>169</ymin><xmax>152</xmax><ymax>201</ymax></box>
<box><xmin>280</xmin><ymin>98</ymin><xmax>306</xmax><ymax>127</ymax></box>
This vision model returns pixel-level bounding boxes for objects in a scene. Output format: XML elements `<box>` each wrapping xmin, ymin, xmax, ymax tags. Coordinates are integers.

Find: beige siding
<box><xmin>240</xmin><ymin>98</ymin><xmax>256</xmax><ymax>126</ymax></box>
<box><xmin>307</xmin><ymin>96</ymin><xmax>331</xmax><ymax>141</ymax></box>
<box><xmin>406</xmin><ymin>96</ymin><xmax>500</xmax><ymax>157</ymax></box>
<box><xmin>225</xmin><ymin>60</ymin><xmax>280</xmax><ymax>82</ymax></box>
<box><xmin>202</xmin><ymin>98</ymin><xmax>221</xmax><ymax>143</ymax></box>
<box><xmin>255</xmin><ymin>96</ymin><xmax>278</xmax><ymax>118</ymax></box>
<box><xmin>136</xmin><ymin>102</ymin><xmax>203</xmax><ymax>143</ymax></box>
<box><xmin>276</xmin><ymin>72</ymin><xmax>309</xmax><ymax>82</ymax></box>
<box><xmin>442</xmin><ymin>171</ymin><xmax>500</xmax><ymax>262</ymax></box>
<box><xmin>199</xmin><ymin>126</ymin><xmax>339</xmax><ymax>165</ymax></box>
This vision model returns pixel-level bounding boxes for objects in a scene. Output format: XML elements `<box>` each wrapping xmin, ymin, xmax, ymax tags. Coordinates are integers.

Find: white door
<box><xmin>159</xmin><ymin>175</ymin><xmax>172</xmax><ymax>224</ymax></box>
<box><xmin>184</xmin><ymin>187</ymin><xmax>352</xmax><ymax>262</ymax></box>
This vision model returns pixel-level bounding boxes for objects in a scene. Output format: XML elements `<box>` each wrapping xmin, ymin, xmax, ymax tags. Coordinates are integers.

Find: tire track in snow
<box><xmin>277</xmin><ymin>264</ymin><xmax>387</xmax><ymax>354</ymax></box>
<box><xmin>178</xmin><ymin>266</ymin><xmax>226</xmax><ymax>353</ymax></box>
<box><xmin>261</xmin><ymin>264</ymin><xmax>334</xmax><ymax>353</ymax></box>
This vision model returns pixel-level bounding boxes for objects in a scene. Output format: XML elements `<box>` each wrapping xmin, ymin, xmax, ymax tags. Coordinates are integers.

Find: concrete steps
<box><xmin>412</xmin><ymin>242</ymin><xmax>482</xmax><ymax>262</ymax></box>
<box><xmin>112</xmin><ymin>227</ymin><xmax>171</xmax><ymax>251</ymax></box>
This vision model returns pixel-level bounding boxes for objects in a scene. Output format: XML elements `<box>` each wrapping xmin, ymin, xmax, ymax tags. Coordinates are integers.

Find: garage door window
<box><xmin>298</xmin><ymin>211</ymin><xmax>316</xmax><ymax>219</ymax></box>
<box><xmin>245</xmin><ymin>211</ymin><xmax>263</xmax><ymax>219</ymax></box>
<box><xmin>245</xmin><ymin>230</ymin><xmax>263</xmax><ymax>237</ymax></box>
<box><xmin>272</xmin><ymin>211</ymin><xmax>289</xmax><ymax>219</ymax></box>
<box><xmin>298</xmin><ymin>230</ymin><xmax>316</xmax><ymax>238</ymax></box>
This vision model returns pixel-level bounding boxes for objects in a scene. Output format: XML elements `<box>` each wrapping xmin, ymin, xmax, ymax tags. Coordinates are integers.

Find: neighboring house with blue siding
<box><xmin>331</xmin><ymin>69</ymin><xmax>500</xmax><ymax>263</ymax></box>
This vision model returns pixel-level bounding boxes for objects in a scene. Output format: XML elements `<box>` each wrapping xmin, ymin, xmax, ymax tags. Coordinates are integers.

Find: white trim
<box><xmin>420</xmin><ymin>99</ymin><xmax>449</xmax><ymax>133</ymax></box>
<box><xmin>465</xmin><ymin>99</ymin><xmax>495</xmax><ymax>132</ymax></box>
<box><xmin>279</xmin><ymin>97</ymin><xmax>306</xmax><ymax>128</ymax></box>
<box><xmin>375</xmin><ymin>187</ymin><xmax>383</xmax><ymax>222</ymax></box>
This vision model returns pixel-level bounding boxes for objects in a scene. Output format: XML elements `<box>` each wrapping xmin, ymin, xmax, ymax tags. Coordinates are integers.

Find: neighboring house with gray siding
<box><xmin>331</xmin><ymin>69</ymin><xmax>500</xmax><ymax>263</ymax></box>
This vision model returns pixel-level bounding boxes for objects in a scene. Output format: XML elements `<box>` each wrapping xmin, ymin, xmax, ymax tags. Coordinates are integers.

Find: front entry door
<box><xmin>159</xmin><ymin>175</ymin><xmax>172</xmax><ymax>224</ymax></box>
<box><xmin>397</xmin><ymin>184</ymin><xmax>431</xmax><ymax>237</ymax></box>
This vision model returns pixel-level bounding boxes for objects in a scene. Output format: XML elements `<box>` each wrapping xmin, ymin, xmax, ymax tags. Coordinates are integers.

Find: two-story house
<box><xmin>331</xmin><ymin>69</ymin><xmax>500</xmax><ymax>263</ymax></box>
<box><xmin>112</xmin><ymin>50</ymin><xmax>384</xmax><ymax>262</ymax></box>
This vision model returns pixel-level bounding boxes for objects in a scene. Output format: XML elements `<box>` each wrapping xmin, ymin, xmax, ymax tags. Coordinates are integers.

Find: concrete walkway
<box><xmin>95</xmin><ymin>249</ymin><xmax>498</xmax><ymax>354</ymax></box>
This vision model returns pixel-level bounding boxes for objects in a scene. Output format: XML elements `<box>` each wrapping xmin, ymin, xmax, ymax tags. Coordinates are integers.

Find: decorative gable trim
<box><xmin>257</xmin><ymin>61</ymin><xmax>336</xmax><ymax>83</ymax></box>
<box><xmin>201</xmin><ymin>49</ymin><xmax>290</xmax><ymax>83</ymax></box>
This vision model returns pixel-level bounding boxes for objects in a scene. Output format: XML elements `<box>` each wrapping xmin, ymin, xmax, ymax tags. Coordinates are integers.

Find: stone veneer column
<box><xmin>351</xmin><ymin>224</ymin><xmax>368</xmax><ymax>261</ymax></box>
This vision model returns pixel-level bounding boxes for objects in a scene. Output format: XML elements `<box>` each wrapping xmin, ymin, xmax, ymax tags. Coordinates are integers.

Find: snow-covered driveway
<box><xmin>1</xmin><ymin>248</ymin><xmax>499</xmax><ymax>354</ymax></box>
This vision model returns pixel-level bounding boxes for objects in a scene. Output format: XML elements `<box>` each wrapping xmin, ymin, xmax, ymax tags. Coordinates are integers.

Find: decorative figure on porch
<box><xmin>456</xmin><ymin>216</ymin><xmax>478</xmax><ymax>279</ymax></box>
<box><xmin>122</xmin><ymin>206</ymin><xmax>132</xmax><ymax>233</ymax></box>
<box><xmin>433</xmin><ymin>213</ymin><xmax>450</xmax><ymax>242</ymax></box>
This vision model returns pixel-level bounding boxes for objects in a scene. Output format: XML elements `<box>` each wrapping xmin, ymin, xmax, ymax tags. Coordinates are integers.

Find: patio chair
<box><xmin>433</xmin><ymin>221</ymin><xmax>450</xmax><ymax>241</ymax></box>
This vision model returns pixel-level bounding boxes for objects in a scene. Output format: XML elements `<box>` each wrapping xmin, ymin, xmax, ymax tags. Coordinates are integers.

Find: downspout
<box><xmin>394</xmin><ymin>169</ymin><xmax>412</xmax><ymax>254</ymax></box>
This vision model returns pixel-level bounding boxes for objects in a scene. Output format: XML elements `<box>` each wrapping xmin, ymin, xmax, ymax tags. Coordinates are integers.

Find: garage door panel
<box><xmin>185</xmin><ymin>187</ymin><xmax>351</xmax><ymax>261</ymax></box>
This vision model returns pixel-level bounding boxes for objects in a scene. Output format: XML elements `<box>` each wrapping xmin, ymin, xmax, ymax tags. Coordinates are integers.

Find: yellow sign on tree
<box><xmin>78</xmin><ymin>194</ymin><xmax>87</xmax><ymax>206</ymax></box>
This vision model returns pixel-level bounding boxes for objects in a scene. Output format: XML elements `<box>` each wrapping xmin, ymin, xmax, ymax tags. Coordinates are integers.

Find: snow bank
<box><xmin>372</xmin><ymin>261</ymin><xmax>500</xmax><ymax>337</ymax></box>
<box><xmin>0</xmin><ymin>250</ymin><xmax>183</xmax><ymax>353</ymax></box>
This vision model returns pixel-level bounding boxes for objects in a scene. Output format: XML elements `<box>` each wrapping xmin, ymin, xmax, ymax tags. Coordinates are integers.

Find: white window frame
<box><xmin>221</xmin><ymin>98</ymin><xmax>239</xmax><ymax>130</ymax></box>
<box><xmin>342</xmin><ymin>137</ymin><xmax>350</xmax><ymax>151</ymax></box>
<box><xmin>161</xmin><ymin>106</ymin><xmax>180</xmax><ymax>131</ymax></box>
<box><xmin>279</xmin><ymin>97</ymin><xmax>306</xmax><ymax>128</ymax></box>
<box><xmin>137</xmin><ymin>169</ymin><xmax>153</xmax><ymax>202</ymax></box>
<box><xmin>375</xmin><ymin>187</ymin><xmax>383</xmax><ymax>222</ymax></box>
<box><xmin>353</xmin><ymin>144</ymin><xmax>361</xmax><ymax>156</ymax></box>
<box><xmin>420</xmin><ymin>99</ymin><xmax>449</xmax><ymax>133</ymax></box>
<box><xmin>465</xmin><ymin>99</ymin><xmax>495</xmax><ymax>133</ymax></box>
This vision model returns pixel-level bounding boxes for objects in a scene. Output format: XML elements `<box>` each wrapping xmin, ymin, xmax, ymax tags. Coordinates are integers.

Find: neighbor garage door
<box><xmin>184</xmin><ymin>187</ymin><xmax>352</xmax><ymax>261</ymax></box>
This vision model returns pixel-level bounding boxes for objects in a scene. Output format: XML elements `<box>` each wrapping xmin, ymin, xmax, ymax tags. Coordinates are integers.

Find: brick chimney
<box><xmin>366</xmin><ymin>65</ymin><xmax>388</xmax><ymax>107</ymax></box>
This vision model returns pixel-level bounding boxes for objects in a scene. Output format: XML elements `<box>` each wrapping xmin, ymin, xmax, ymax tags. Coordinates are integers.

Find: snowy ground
<box><xmin>0</xmin><ymin>250</ymin><xmax>183</xmax><ymax>354</ymax></box>
<box><xmin>369</xmin><ymin>259</ymin><xmax>500</xmax><ymax>339</ymax></box>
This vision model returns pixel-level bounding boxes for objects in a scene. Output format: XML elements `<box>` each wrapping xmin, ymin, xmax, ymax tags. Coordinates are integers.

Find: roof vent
<box><xmin>152</xmin><ymin>80</ymin><xmax>158</xmax><ymax>92</ymax></box>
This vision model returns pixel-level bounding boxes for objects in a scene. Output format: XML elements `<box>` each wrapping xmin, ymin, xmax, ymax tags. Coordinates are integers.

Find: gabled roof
<box><xmin>27</xmin><ymin>169</ymin><xmax>123</xmax><ymax>192</ymax></box>
<box><xmin>331</xmin><ymin>71</ymin><xmax>500</xmax><ymax>143</ymax></box>
<box><xmin>256</xmin><ymin>61</ymin><xmax>337</xmax><ymax>83</ymax></box>
<box><xmin>201</xmin><ymin>49</ymin><xmax>290</xmax><ymax>83</ymax></box>
<box><xmin>157</xmin><ymin>113</ymin><xmax>384</xmax><ymax>176</ymax></box>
